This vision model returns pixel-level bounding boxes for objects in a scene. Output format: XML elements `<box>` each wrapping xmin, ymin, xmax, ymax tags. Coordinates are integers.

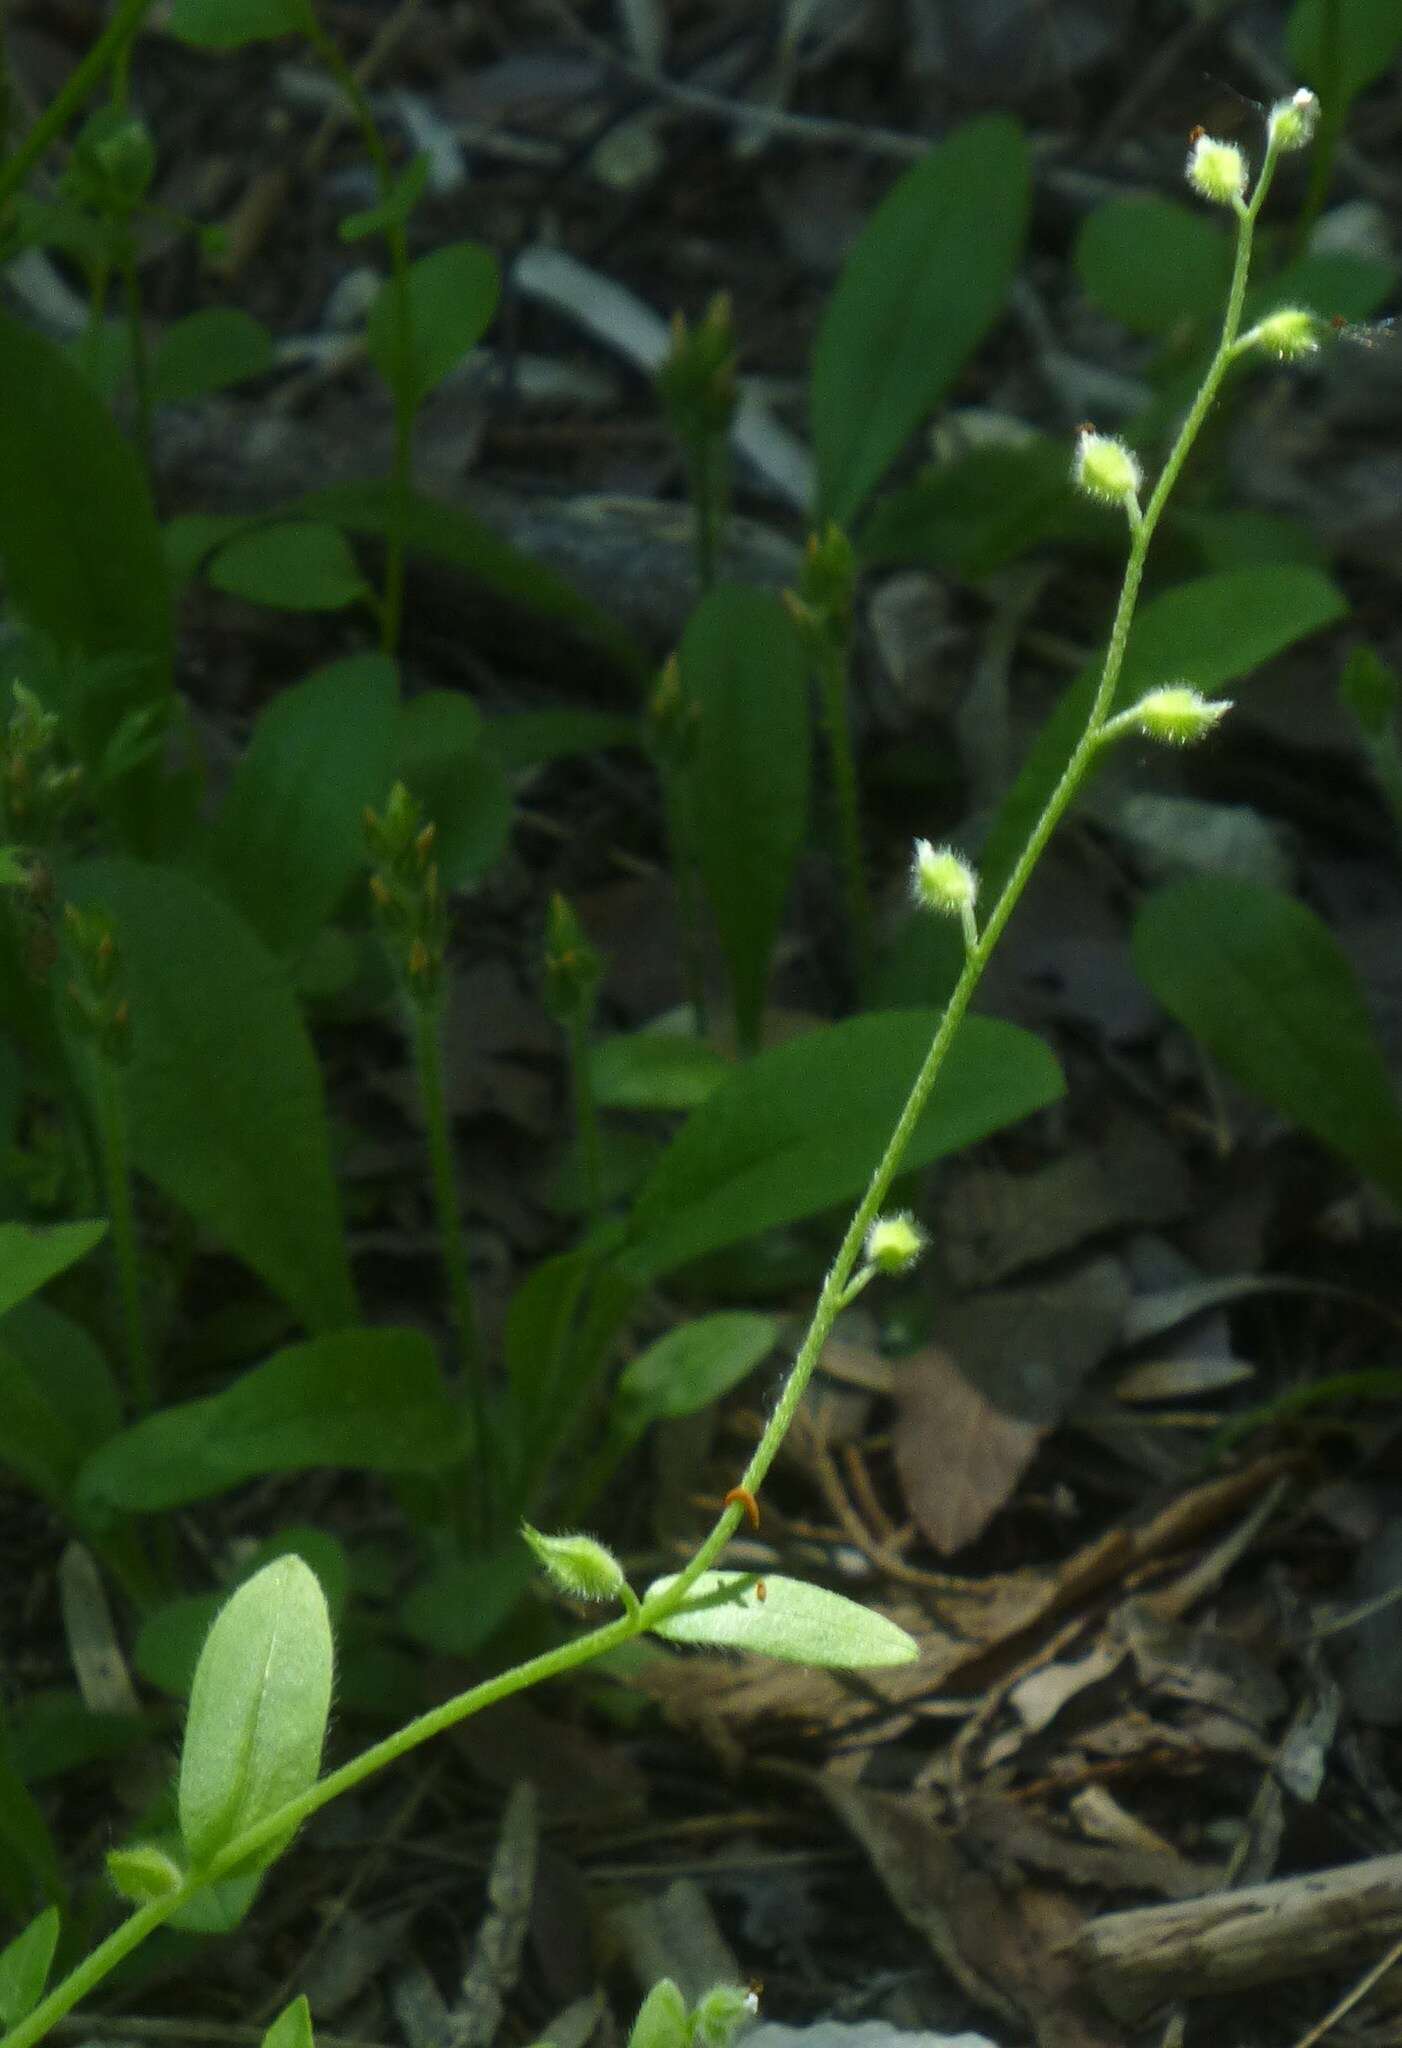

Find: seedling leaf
<box><xmin>646</xmin><ymin>1571</ymin><xmax>918</xmax><ymax>1667</ymax></box>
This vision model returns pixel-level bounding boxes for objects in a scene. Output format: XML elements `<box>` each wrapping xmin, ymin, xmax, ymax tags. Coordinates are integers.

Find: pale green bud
<box><xmin>863</xmin><ymin>1212</ymin><xmax>928</xmax><ymax>1276</ymax></box>
<box><xmin>107</xmin><ymin>1841</ymin><xmax>184</xmax><ymax>1905</ymax></box>
<box><xmin>1072</xmin><ymin>428</ymin><xmax>1141</xmax><ymax>508</ymax></box>
<box><xmin>1269</xmin><ymin>88</ymin><xmax>1320</xmax><ymax>154</ymax></box>
<box><xmin>910</xmin><ymin>839</ymin><xmax>977</xmax><ymax>918</ymax></box>
<box><xmin>1130</xmin><ymin>686</ymin><xmax>1232</xmax><ymax>745</ymax></box>
<box><xmin>692</xmin><ymin>1984</ymin><xmax>760</xmax><ymax>2048</ymax></box>
<box><xmin>1186</xmin><ymin>133</ymin><xmax>1248</xmax><ymax>206</ymax></box>
<box><xmin>522</xmin><ymin>1524</ymin><xmax>626</xmax><ymax>1603</ymax></box>
<box><xmin>629</xmin><ymin>1980</ymin><xmax>689</xmax><ymax>2048</ymax></box>
<box><xmin>1241</xmin><ymin>307</ymin><xmax>1320</xmax><ymax>360</ymax></box>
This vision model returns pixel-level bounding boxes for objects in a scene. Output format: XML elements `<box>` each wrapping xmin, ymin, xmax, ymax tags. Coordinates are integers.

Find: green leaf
<box><xmin>367</xmin><ymin>241</ymin><xmax>500</xmax><ymax>407</ymax></box>
<box><xmin>680</xmin><ymin>585</ymin><xmax>810</xmax><ymax>1050</ymax></box>
<box><xmin>859</xmin><ymin>437</ymin><xmax>1096</xmax><ymax>577</ymax></box>
<box><xmin>135</xmin><ymin>1532</ymin><xmax>349</xmax><ymax>1696</ymax></box>
<box><xmin>340</xmin><ymin>154</ymin><xmax>431</xmax><ymax>243</ymax></box>
<box><xmin>0</xmin><ymin>1710</ymin><xmax>63</xmax><ymax>1913</ymax></box>
<box><xmin>483</xmin><ymin>709</ymin><xmax>643</xmax><ymax>774</ymax></box>
<box><xmin>263</xmin><ymin>1994</ymin><xmax>316</xmax><ymax>2048</ymax></box>
<box><xmin>0</xmin><ymin>315</ymin><xmax>172</xmax><ymax>835</ymax></box>
<box><xmin>1288</xmin><ymin>0</ymin><xmax>1402</xmax><ymax>104</ymax></box>
<box><xmin>591</xmin><ymin>1029</ymin><xmax>733</xmax><ymax>1111</ymax></box>
<box><xmin>166</xmin><ymin>0</ymin><xmax>314</xmax><ymax>47</ymax></box>
<box><xmin>301</xmin><ymin>481</ymin><xmax>647</xmax><ymax>682</ymax></box>
<box><xmin>151</xmin><ymin>309</ymin><xmax>275</xmax><ymax>405</ymax></box>
<box><xmin>396</xmin><ymin>690</ymin><xmax>511</xmax><ymax>889</ymax></box>
<box><xmin>979</xmin><ymin>566</ymin><xmax>1348</xmax><ymax>913</ymax></box>
<box><xmin>646</xmin><ymin>1571</ymin><xmax>918</xmax><ymax>1667</ymax></box>
<box><xmin>0</xmin><ymin>1904</ymin><xmax>59</xmax><ymax>2026</ymax></box>
<box><xmin>1133</xmin><ymin>878</ymin><xmax>1402</xmax><ymax>1206</ymax></box>
<box><xmin>205</xmin><ymin>653</ymin><xmax>399</xmax><ymax>954</ymax></box>
<box><xmin>624</xmin><ymin>1011</ymin><xmax>1063</xmax><ymax>1282</ymax></box>
<box><xmin>401</xmin><ymin>1545</ymin><xmax>533</xmax><ymax>1659</ymax></box>
<box><xmin>0</xmin><ymin>1299</ymin><xmax>122</xmax><ymax>1508</ymax></box>
<box><xmin>0</xmin><ymin>1221</ymin><xmax>106</xmax><ymax>1319</ymax></box>
<box><xmin>812</xmin><ymin>116</ymin><xmax>1030</xmax><ymax>524</ymax></box>
<box><xmin>611</xmin><ymin>1312</ymin><xmax>777</xmax><ymax>1448</ymax></box>
<box><xmin>207</xmin><ymin>522</ymin><xmax>370</xmax><ymax>612</ymax></box>
<box><xmin>76</xmin><ymin>1329</ymin><xmax>462</xmax><ymax>1512</ymax></box>
<box><xmin>628</xmin><ymin>1980</ymin><xmax>689</xmax><ymax>2048</ymax></box>
<box><xmin>179</xmin><ymin>1557</ymin><xmax>333</xmax><ymax>1870</ymax></box>
<box><xmin>502</xmin><ymin>1248</ymin><xmax>640</xmax><ymax>1510</ymax></box>
<box><xmin>1075</xmin><ymin>196</ymin><xmax>1229</xmax><ymax>337</ymax></box>
<box><xmin>62</xmin><ymin>859</ymin><xmax>356</xmax><ymax>1331</ymax></box>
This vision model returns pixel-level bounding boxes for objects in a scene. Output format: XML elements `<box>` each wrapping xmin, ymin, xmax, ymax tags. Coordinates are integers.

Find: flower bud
<box><xmin>1072</xmin><ymin>428</ymin><xmax>1141</xmax><ymax>509</ymax></box>
<box><xmin>108</xmin><ymin>1841</ymin><xmax>185</xmax><ymax>1906</ymax></box>
<box><xmin>1186</xmin><ymin>132</ymin><xmax>1248</xmax><ymax>207</ymax></box>
<box><xmin>543</xmin><ymin>892</ymin><xmax>602</xmax><ymax>1026</ymax></box>
<box><xmin>910</xmin><ymin>839</ymin><xmax>977</xmax><ymax>918</ymax></box>
<box><xmin>522</xmin><ymin>1524</ymin><xmax>627</xmax><ymax>1604</ymax></box>
<box><xmin>1129</xmin><ymin>686</ymin><xmax>1232</xmax><ymax>745</ymax></box>
<box><xmin>864</xmin><ymin>1212</ymin><xmax>928</xmax><ymax>1277</ymax></box>
<box><xmin>692</xmin><ymin>1984</ymin><xmax>760</xmax><ymax>2048</ymax></box>
<box><xmin>628</xmin><ymin>1981</ymin><xmax>689</xmax><ymax>2048</ymax></box>
<box><xmin>1240</xmin><ymin>307</ymin><xmax>1320</xmax><ymax>361</ymax></box>
<box><xmin>1269</xmin><ymin>88</ymin><xmax>1320</xmax><ymax>154</ymax></box>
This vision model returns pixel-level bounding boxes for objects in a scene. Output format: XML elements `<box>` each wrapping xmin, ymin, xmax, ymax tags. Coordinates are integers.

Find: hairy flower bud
<box><xmin>1241</xmin><ymin>307</ymin><xmax>1320</xmax><ymax>360</ymax></box>
<box><xmin>1130</xmin><ymin>686</ymin><xmax>1232</xmax><ymax>746</ymax></box>
<box><xmin>1186</xmin><ymin>132</ymin><xmax>1248</xmax><ymax>207</ymax></box>
<box><xmin>522</xmin><ymin>1524</ymin><xmax>627</xmax><ymax>1604</ymax></box>
<box><xmin>863</xmin><ymin>1212</ymin><xmax>928</xmax><ymax>1277</ymax></box>
<box><xmin>910</xmin><ymin>839</ymin><xmax>977</xmax><ymax>919</ymax></box>
<box><xmin>1269</xmin><ymin>88</ymin><xmax>1320</xmax><ymax>154</ymax></box>
<box><xmin>1072</xmin><ymin>428</ymin><xmax>1141</xmax><ymax>509</ymax></box>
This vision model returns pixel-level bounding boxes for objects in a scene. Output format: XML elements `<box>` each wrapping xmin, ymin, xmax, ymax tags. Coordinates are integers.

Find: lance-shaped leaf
<box><xmin>646</xmin><ymin>1571</ymin><xmax>917</xmax><ymax>1667</ymax></box>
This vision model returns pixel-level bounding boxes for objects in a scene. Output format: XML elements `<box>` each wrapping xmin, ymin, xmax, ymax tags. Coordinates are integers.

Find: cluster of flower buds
<box><xmin>1</xmin><ymin>683</ymin><xmax>83</xmax><ymax>845</ymax></box>
<box><xmin>543</xmin><ymin>891</ymin><xmax>602</xmax><ymax>1030</ymax></box>
<box><xmin>364</xmin><ymin>782</ymin><xmax>446</xmax><ymax>1004</ymax></box>
<box><xmin>783</xmin><ymin>522</ymin><xmax>857</xmax><ymax>658</ymax></box>
<box><xmin>62</xmin><ymin>903</ymin><xmax>130</xmax><ymax>1063</ymax></box>
<box><xmin>1186</xmin><ymin>87</ymin><xmax>1319</xmax><ymax>212</ymax></box>
<box><xmin>657</xmin><ymin>292</ymin><xmax>738</xmax><ymax>446</ymax></box>
<box><xmin>628</xmin><ymin>1977</ymin><xmax>759</xmax><ymax>2048</ymax></box>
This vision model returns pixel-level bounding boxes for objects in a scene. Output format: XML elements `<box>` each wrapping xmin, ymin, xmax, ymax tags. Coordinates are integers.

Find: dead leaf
<box><xmin>893</xmin><ymin>1344</ymin><xmax>1045</xmax><ymax>1556</ymax></box>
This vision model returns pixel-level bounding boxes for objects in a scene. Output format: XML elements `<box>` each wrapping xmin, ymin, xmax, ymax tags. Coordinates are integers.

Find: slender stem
<box><xmin>0</xmin><ymin>0</ymin><xmax>153</xmax><ymax>213</ymax></box>
<box><xmin>302</xmin><ymin>9</ymin><xmax>414</xmax><ymax>653</ymax></box>
<box><xmin>815</xmin><ymin>636</ymin><xmax>872</xmax><ymax>994</ymax></box>
<box><xmin>117</xmin><ymin>231</ymin><xmax>152</xmax><ymax>471</ymax></box>
<box><xmin>567</xmin><ymin>1007</ymin><xmax>603</xmax><ymax>1225</ymax></box>
<box><xmin>89</xmin><ymin>1050</ymin><xmax>152</xmax><ymax>1415</ymax></box>
<box><xmin>407</xmin><ymin>994</ymin><xmax>490</xmax><ymax>1523</ymax></box>
<box><xmin>689</xmin><ymin>433</ymin><xmax>719</xmax><ymax>592</ymax></box>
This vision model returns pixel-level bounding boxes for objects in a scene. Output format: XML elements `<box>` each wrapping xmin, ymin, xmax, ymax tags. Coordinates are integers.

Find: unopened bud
<box><xmin>910</xmin><ymin>839</ymin><xmax>978</xmax><ymax>918</ymax></box>
<box><xmin>692</xmin><ymin>1984</ymin><xmax>760</xmax><ymax>2048</ymax></box>
<box><xmin>1240</xmin><ymin>307</ymin><xmax>1320</xmax><ymax>361</ymax></box>
<box><xmin>1130</xmin><ymin>685</ymin><xmax>1232</xmax><ymax>745</ymax></box>
<box><xmin>1269</xmin><ymin>88</ymin><xmax>1319</xmax><ymax>154</ymax></box>
<box><xmin>1072</xmin><ymin>428</ymin><xmax>1142</xmax><ymax>509</ymax></box>
<box><xmin>107</xmin><ymin>1842</ymin><xmax>184</xmax><ymax>1906</ymax></box>
<box><xmin>1186</xmin><ymin>132</ymin><xmax>1248</xmax><ymax>206</ymax></box>
<box><xmin>522</xmin><ymin>1524</ymin><xmax>626</xmax><ymax>1604</ymax></box>
<box><xmin>863</xmin><ymin>1212</ymin><xmax>928</xmax><ymax>1277</ymax></box>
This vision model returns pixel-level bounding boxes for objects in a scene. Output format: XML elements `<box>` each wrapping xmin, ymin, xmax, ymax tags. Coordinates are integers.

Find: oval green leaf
<box><xmin>0</xmin><ymin>1221</ymin><xmax>106</xmax><ymax>1320</ymax></box>
<box><xmin>646</xmin><ymin>1571</ymin><xmax>918</xmax><ymax>1667</ymax></box>
<box><xmin>166</xmin><ymin>0</ymin><xmax>315</xmax><ymax>47</ymax></box>
<box><xmin>612</xmin><ymin>1312</ymin><xmax>778</xmax><ymax>1447</ymax></box>
<box><xmin>367</xmin><ymin>241</ymin><xmax>500</xmax><ymax>407</ymax></box>
<box><xmin>179</xmin><ymin>1556</ymin><xmax>333</xmax><ymax>1870</ymax></box>
<box><xmin>0</xmin><ymin>1904</ymin><xmax>60</xmax><ymax>2026</ymax></box>
<box><xmin>208</xmin><ymin>521</ymin><xmax>370</xmax><ymax>612</ymax></box>
<box><xmin>812</xmin><ymin>116</ymin><xmax>1030</xmax><ymax>524</ymax></box>
<box><xmin>1133</xmin><ymin>877</ymin><xmax>1402</xmax><ymax>1206</ymax></box>
<box><xmin>1075</xmin><ymin>196</ymin><xmax>1229</xmax><ymax>337</ymax></box>
<box><xmin>151</xmin><ymin>309</ymin><xmax>274</xmax><ymax>405</ymax></box>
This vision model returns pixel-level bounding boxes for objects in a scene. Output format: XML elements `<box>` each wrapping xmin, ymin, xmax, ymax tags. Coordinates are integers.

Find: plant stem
<box><xmin>302</xmin><ymin>9</ymin><xmax>414</xmax><ymax>653</ymax></box>
<box><xmin>0</xmin><ymin>0</ymin><xmax>153</xmax><ymax>213</ymax></box>
<box><xmin>815</xmin><ymin>635</ymin><xmax>872</xmax><ymax>993</ymax></box>
<box><xmin>407</xmin><ymin>994</ymin><xmax>490</xmax><ymax>1522</ymax></box>
<box><xmin>117</xmin><ymin>231</ymin><xmax>152</xmax><ymax>471</ymax></box>
<box><xmin>689</xmin><ymin>432</ymin><xmax>721</xmax><ymax>592</ymax></box>
<box><xmin>89</xmin><ymin>1049</ymin><xmax>152</xmax><ymax>1415</ymax></box>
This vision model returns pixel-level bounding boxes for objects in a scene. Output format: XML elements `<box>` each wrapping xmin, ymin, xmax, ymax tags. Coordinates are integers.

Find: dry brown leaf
<box><xmin>893</xmin><ymin>1344</ymin><xmax>1044</xmax><ymax>1555</ymax></box>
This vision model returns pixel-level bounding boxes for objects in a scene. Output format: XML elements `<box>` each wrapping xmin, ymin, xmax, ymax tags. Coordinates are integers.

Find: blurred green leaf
<box><xmin>367</xmin><ymin>241</ymin><xmax>499</xmax><ymax>407</ymax></box>
<box><xmin>624</xmin><ymin>1012</ymin><xmax>1063</xmax><ymax>1282</ymax></box>
<box><xmin>395</xmin><ymin>691</ymin><xmax>511</xmax><ymax>888</ymax></box>
<box><xmin>611</xmin><ymin>1311</ymin><xmax>777</xmax><ymax>1448</ymax></box>
<box><xmin>1288</xmin><ymin>0</ymin><xmax>1402</xmax><ymax>104</ymax></box>
<box><xmin>591</xmin><ymin>1029</ymin><xmax>733</xmax><ymax>1111</ymax></box>
<box><xmin>166</xmin><ymin>0</ymin><xmax>314</xmax><ymax>47</ymax></box>
<box><xmin>483</xmin><ymin>709</ymin><xmax>642</xmax><ymax>773</ymax></box>
<box><xmin>341</xmin><ymin>154</ymin><xmax>431</xmax><ymax>242</ymax></box>
<box><xmin>812</xmin><ymin>116</ymin><xmax>1030</xmax><ymax>524</ymax></box>
<box><xmin>0</xmin><ymin>1710</ymin><xmax>62</xmax><ymax>1913</ymax></box>
<box><xmin>0</xmin><ymin>1222</ymin><xmax>106</xmax><ymax>1320</ymax></box>
<box><xmin>151</xmin><ymin>309</ymin><xmax>274</xmax><ymax>405</ymax></box>
<box><xmin>1075</xmin><ymin>196</ymin><xmax>1229</xmax><ymax>337</ymax></box>
<box><xmin>63</xmin><ymin>860</ymin><xmax>356</xmax><ymax>1331</ymax></box>
<box><xmin>1133</xmin><ymin>877</ymin><xmax>1402</xmax><ymax>1206</ymax></box>
<box><xmin>0</xmin><ymin>1299</ymin><xmax>121</xmax><ymax>1508</ymax></box>
<box><xmin>0</xmin><ymin>1904</ymin><xmax>59</xmax><ymax>2025</ymax></box>
<box><xmin>680</xmin><ymin>585</ymin><xmax>810</xmax><ymax>1050</ymax></box>
<box><xmin>646</xmin><ymin>1571</ymin><xmax>918</xmax><ymax>1666</ymax></box>
<box><xmin>859</xmin><ymin>436</ymin><xmax>1097</xmax><ymax>576</ymax></box>
<box><xmin>208</xmin><ymin>521</ymin><xmax>370</xmax><ymax>612</ymax></box>
<box><xmin>263</xmin><ymin>1994</ymin><xmax>316</xmax><ymax>2048</ymax></box>
<box><xmin>206</xmin><ymin>653</ymin><xmax>399</xmax><ymax>954</ymax></box>
<box><xmin>76</xmin><ymin>1329</ymin><xmax>462</xmax><ymax>1512</ymax></box>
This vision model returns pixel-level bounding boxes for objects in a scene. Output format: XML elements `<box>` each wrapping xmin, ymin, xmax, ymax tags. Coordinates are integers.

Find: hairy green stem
<box><xmin>0</xmin><ymin>0</ymin><xmax>153</xmax><ymax>212</ymax></box>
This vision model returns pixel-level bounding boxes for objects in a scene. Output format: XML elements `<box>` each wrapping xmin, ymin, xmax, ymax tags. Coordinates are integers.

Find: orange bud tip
<box><xmin>724</xmin><ymin>1486</ymin><xmax>761</xmax><ymax>1531</ymax></box>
